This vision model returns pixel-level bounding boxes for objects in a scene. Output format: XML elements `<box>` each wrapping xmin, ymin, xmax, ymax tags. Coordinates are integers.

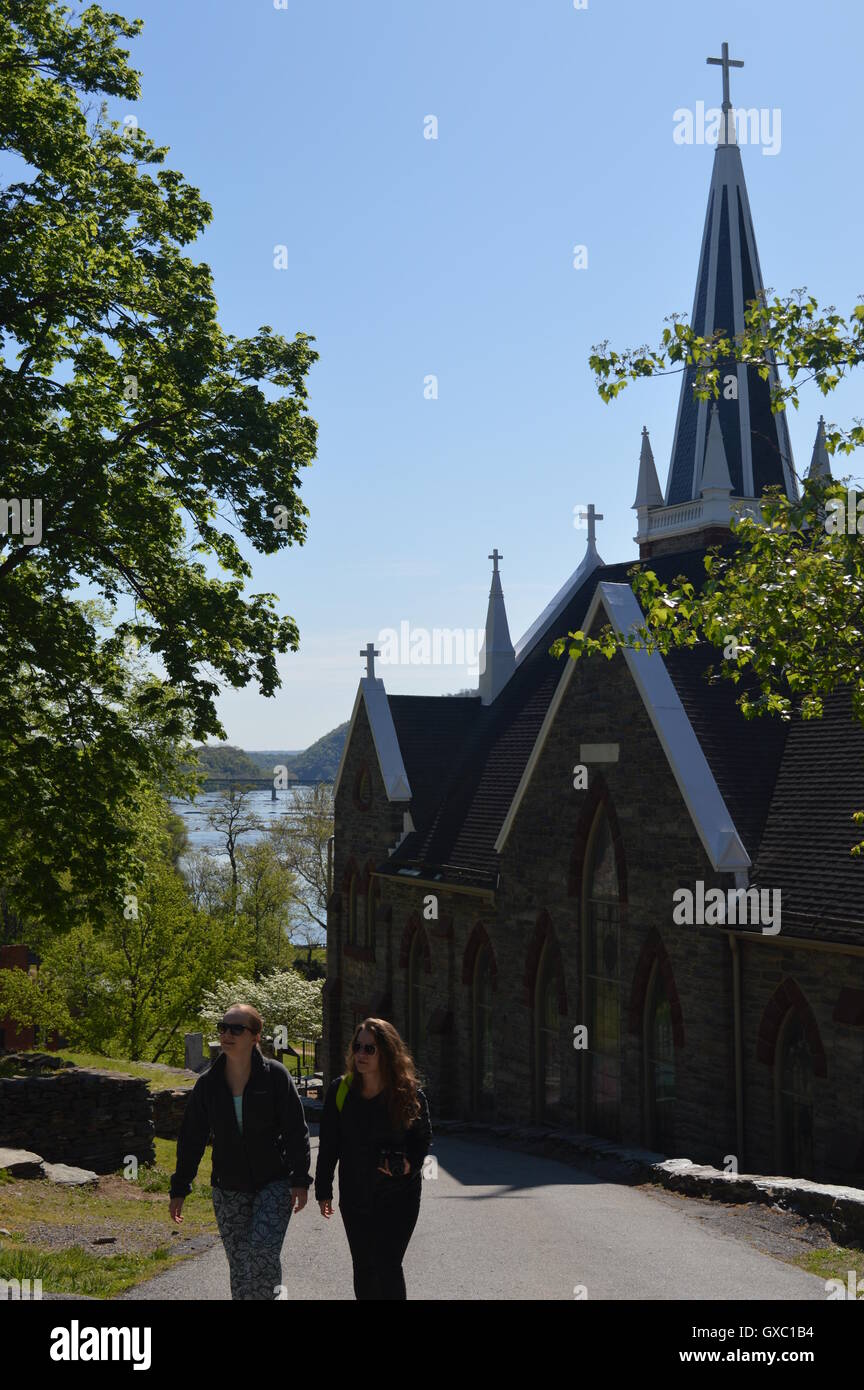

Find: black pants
<box><xmin>340</xmin><ymin>1188</ymin><xmax>421</xmax><ymax>1300</ymax></box>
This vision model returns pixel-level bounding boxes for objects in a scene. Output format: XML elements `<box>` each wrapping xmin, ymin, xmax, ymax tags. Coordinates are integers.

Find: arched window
<box><xmin>473</xmin><ymin>945</ymin><xmax>494</xmax><ymax>1118</ymax></box>
<box><xmin>355</xmin><ymin>874</ymin><xmax>367</xmax><ymax>947</ymax></box>
<box><xmin>364</xmin><ymin>879</ymin><xmax>377</xmax><ymax>952</ymax></box>
<box><xmin>645</xmin><ymin>962</ymin><xmax>675</xmax><ymax>1152</ymax></box>
<box><xmin>535</xmin><ymin>940</ymin><xmax>562</xmax><ymax>1123</ymax></box>
<box><xmin>407</xmin><ymin>931</ymin><xmax>426</xmax><ymax>1064</ymax></box>
<box><xmin>354</xmin><ymin>765</ymin><xmax>372</xmax><ymax>811</ymax></box>
<box><xmin>583</xmin><ymin>809</ymin><xmax>621</xmax><ymax>1139</ymax></box>
<box><xmin>347</xmin><ymin>871</ymin><xmax>358</xmax><ymax>945</ymax></box>
<box><xmin>777</xmin><ymin>1010</ymin><xmax>814</xmax><ymax>1178</ymax></box>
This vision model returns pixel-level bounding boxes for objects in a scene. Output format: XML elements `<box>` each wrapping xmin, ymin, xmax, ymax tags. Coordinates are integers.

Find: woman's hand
<box><xmin>169</xmin><ymin>1197</ymin><xmax>184</xmax><ymax>1224</ymax></box>
<box><xmin>291</xmin><ymin>1187</ymin><xmax>308</xmax><ymax>1213</ymax></box>
<box><xmin>377</xmin><ymin>1157</ymin><xmax>411</xmax><ymax>1177</ymax></box>
<box><xmin>318</xmin><ymin>1198</ymin><xmax>333</xmax><ymax>1218</ymax></box>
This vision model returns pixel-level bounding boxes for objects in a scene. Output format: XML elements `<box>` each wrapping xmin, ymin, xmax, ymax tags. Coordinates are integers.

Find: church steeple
<box><xmin>633</xmin><ymin>426</ymin><xmax>663</xmax><ymax>509</ymax></box>
<box><xmin>478</xmin><ymin>548</ymin><xmax>515</xmax><ymax>704</ymax></box>
<box><xmin>807</xmin><ymin>416</ymin><xmax>832</xmax><ymax>481</ymax></box>
<box><xmin>639</xmin><ymin>42</ymin><xmax>798</xmax><ymax>558</ymax></box>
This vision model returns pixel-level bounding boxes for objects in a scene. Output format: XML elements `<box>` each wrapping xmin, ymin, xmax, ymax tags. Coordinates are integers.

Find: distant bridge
<box><xmin>199</xmin><ymin>776</ymin><xmax>330</xmax><ymax>800</ymax></box>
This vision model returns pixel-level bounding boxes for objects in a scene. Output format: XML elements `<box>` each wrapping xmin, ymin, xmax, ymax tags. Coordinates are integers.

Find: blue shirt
<box><xmin>233</xmin><ymin>1095</ymin><xmax>243</xmax><ymax>1135</ymax></box>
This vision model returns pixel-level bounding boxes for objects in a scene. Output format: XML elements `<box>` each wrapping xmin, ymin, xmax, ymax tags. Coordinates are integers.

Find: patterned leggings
<box><xmin>211</xmin><ymin>1179</ymin><xmax>294</xmax><ymax>1301</ymax></box>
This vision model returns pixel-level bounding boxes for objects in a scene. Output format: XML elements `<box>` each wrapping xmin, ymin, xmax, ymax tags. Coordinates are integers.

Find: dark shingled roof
<box><xmin>380</xmin><ymin>549</ymin><xmax>711</xmax><ymax>889</ymax></box>
<box><xmin>752</xmin><ymin>693</ymin><xmax>864</xmax><ymax>931</ymax></box>
<box><xmin>376</xmin><ymin>548</ymin><xmax>863</xmax><ymax>928</ymax></box>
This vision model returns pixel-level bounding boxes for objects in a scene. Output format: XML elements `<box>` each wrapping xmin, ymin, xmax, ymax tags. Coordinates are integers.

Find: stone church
<box><xmin>324</xmin><ymin>49</ymin><xmax>864</xmax><ymax>1185</ymax></box>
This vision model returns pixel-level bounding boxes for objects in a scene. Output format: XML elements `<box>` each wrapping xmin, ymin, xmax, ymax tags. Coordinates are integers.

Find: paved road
<box><xmin>119</xmin><ymin>1135</ymin><xmax>825</xmax><ymax>1301</ymax></box>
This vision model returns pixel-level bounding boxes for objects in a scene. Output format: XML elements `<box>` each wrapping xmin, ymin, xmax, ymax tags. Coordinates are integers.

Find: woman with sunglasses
<box><xmin>315</xmin><ymin>1017</ymin><xmax>432</xmax><ymax>1300</ymax></box>
<box><xmin>169</xmin><ymin>1003</ymin><xmax>312</xmax><ymax>1300</ymax></box>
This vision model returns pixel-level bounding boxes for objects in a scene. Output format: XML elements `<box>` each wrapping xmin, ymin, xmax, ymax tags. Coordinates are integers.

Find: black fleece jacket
<box><xmin>170</xmin><ymin>1048</ymin><xmax>312</xmax><ymax>1198</ymax></box>
<box><xmin>314</xmin><ymin>1075</ymin><xmax>433</xmax><ymax>1208</ymax></box>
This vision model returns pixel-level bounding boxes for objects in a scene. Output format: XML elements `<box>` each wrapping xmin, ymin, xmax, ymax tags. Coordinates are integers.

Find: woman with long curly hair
<box><xmin>315</xmin><ymin>1017</ymin><xmax>432</xmax><ymax>1300</ymax></box>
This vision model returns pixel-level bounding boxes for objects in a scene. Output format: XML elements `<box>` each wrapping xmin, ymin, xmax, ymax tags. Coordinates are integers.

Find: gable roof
<box><xmin>333</xmin><ymin>677</ymin><xmax>413</xmax><ymax>803</ymax></box>
<box><xmin>377</xmin><ymin>547</ymin><xmax>714</xmax><ymax>889</ymax></box>
<box><xmin>496</xmin><ymin>582</ymin><xmax>751</xmax><ymax>874</ymax></box>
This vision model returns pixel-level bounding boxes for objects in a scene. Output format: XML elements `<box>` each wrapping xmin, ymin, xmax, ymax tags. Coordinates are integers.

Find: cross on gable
<box><xmin>360</xmin><ymin>642</ymin><xmax>380</xmax><ymax>679</ymax></box>
<box><xmin>577</xmin><ymin>503</ymin><xmax>604</xmax><ymax>550</ymax></box>
<box><xmin>489</xmin><ymin>548</ymin><xmax>503</xmax><ymax>573</ymax></box>
<box><xmin>707</xmin><ymin>41</ymin><xmax>744</xmax><ymax>113</ymax></box>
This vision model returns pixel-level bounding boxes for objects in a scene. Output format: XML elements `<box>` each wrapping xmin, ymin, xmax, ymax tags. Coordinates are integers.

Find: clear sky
<box><xmin>105</xmin><ymin>0</ymin><xmax>863</xmax><ymax>747</ymax></box>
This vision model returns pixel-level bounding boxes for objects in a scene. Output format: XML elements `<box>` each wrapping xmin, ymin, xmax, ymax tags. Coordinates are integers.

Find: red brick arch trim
<box><xmin>627</xmin><ymin>928</ymin><xmax>685</xmax><ymax>1048</ymax></box>
<box><xmin>398</xmin><ymin>914</ymin><xmax>432</xmax><ymax>973</ymax></box>
<box><xmin>523</xmin><ymin>910</ymin><xmax>568</xmax><ymax>1015</ymax></box>
<box><xmin>757</xmin><ymin>979</ymin><xmax>827</xmax><ymax>1078</ymax></box>
<box><xmin>569</xmin><ymin>774</ymin><xmax>628</xmax><ymax>905</ymax></box>
<box><xmin>462</xmin><ymin>922</ymin><xmax>498</xmax><ymax>988</ymax></box>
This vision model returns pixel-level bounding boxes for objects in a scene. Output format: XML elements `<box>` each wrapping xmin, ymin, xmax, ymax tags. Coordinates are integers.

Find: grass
<box><xmin>0</xmin><ymin>1137</ymin><xmax>218</xmax><ymax>1298</ymax></box>
<box><xmin>0</xmin><ymin>1243</ymin><xmax>178</xmax><ymax>1299</ymax></box>
<box><xmin>58</xmin><ymin>1051</ymin><xmax>197</xmax><ymax>1090</ymax></box>
<box><xmin>794</xmin><ymin>1244</ymin><xmax>864</xmax><ymax>1290</ymax></box>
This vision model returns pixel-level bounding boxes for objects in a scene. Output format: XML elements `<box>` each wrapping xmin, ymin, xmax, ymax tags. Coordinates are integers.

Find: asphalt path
<box><xmin>119</xmin><ymin>1134</ymin><xmax>826</xmax><ymax>1301</ymax></box>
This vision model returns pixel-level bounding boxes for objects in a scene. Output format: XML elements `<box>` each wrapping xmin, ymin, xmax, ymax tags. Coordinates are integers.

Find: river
<box><xmin>170</xmin><ymin>786</ymin><xmax>317</xmax><ymax>856</ymax></box>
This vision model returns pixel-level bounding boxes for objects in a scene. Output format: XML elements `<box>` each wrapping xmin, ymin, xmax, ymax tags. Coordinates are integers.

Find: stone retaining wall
<box><xmin>0</xmin><ymin>1066</ymin><xmax>154</xmax><ymax>1173</ymax></box>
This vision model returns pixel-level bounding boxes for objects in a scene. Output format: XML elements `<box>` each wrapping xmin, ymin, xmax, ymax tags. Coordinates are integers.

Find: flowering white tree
<box><xmin>199</xmin><ymin>968</ymin><xmax>323</xmax><ymax>1042</ymax></box>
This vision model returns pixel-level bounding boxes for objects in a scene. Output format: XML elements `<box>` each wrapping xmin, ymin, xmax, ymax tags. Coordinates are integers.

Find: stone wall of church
<box><xmin>325</xmin><ymin>700</ymin><xmax>404</xmax><ymax>1083</ymax></box>
<box><xmin>329</xmin><ymin>662</ymin><xmax>864</xmax><ymax>1183</ymax></box>
<box><xmin>736</xmin><ymin>939</ymin><xmax>864</xmax><ymax>1184</ymax></box>
<box><xmin>496</xmin><ymin>644</ymin><xmax>739</xmax><ymax>1163</ymax></box>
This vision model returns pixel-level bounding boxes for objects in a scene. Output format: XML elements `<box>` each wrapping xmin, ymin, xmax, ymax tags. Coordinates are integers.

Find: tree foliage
<box><xmin>569</xmin><ymin>289</ymin><xmax>864</xmax><ymax>855</ymax></box>
<box><xmin>0</xmin><ymin>1</ymin><xmax>318</xmax><ymax>916</ymax></box>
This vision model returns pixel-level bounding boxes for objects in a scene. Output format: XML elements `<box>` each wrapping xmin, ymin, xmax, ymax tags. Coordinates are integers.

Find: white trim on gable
<box><xmin>495</xmin><ymin>581</ymin><xmax>750</xmax><ymax>873</ymax></box>
<box><xmin>332</xmin><ymin>678</ymin><xmax>413</xmax><ymax>804</ymax></box>
<box><xmin>514</xmin><ymin>542</ymin><xmax>604</xmax><ymax>667</ymax></box>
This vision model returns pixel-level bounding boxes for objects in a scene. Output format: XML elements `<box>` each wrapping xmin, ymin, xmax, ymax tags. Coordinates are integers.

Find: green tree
<box><xmin>577</xmin><ymin>291</ymin><xmax>864</xmax><ymax>854</ymax></box>
<box><xmin>269</xmin><ymin>782</ymin><xmax>332</xmax><ymax>958</ymax></box>
<box><xmin>0</xmin><ymin>1</ymin><xmax>318</xmax><ymax>919</ymax></box>
<box><xmin>235</xmin><ymin>838</ymin><xmax>296</xmax><ymax>975</ymax></box>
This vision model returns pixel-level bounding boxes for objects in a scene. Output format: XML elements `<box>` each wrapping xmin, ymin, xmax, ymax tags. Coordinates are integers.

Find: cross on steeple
<box><xmin>489</xmin><ymin>548</ymin><xmax>503</xmax><ymax>573</ymax></box>
<box><xmin>360</xmin><ymin>642</ymin><xmax>380</xmax><ymax>679</ymax></box>
<box><xmin>707</xmin><ymin>41</ymin><xmax>744</xmax><ymax>113</ymax></box>
<box><xmin>577</xmin><ymin>503</ymin><xmax>604</xmax><ymax>550</ymax></box>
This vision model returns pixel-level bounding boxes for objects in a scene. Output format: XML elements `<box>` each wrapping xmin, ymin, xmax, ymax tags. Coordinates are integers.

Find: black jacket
<box><xmin>314</xmin><ymin>1075</ymin><xmax>433</xmax><ymax>1209</ymax></box>
<box><xmin>170</xmin><ymin>1048</ymin><xmax>312</xmax><ymax>1198</ymax></box>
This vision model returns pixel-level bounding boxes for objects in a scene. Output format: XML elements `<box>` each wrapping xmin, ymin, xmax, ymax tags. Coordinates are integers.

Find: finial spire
<box><xmin>707</xmin><ymin>41</ymin><xmax>744</xmax><ymax>113</ymax></box>
<box><xmin>632</xmin><ymin>426</ymin><xmax>664</xmax><ymax>510</ymax></box>
<box><xmin>576</xmin><ymin>503</ymin><xmax>604</xmax><ymax>551</ymax></box>
<box><xmin>479</xmin><ymin>548</ymin><xmax>515</xmax><ymax>705</ymax></box>
<box><xmin>700</xmin><ymin>405</ymin><xmax>733</xmax><ymax>494</ymax></box>
<box><xmin>707</xmin><ymin>41</ymin><xmax>744</xmax><ymax>145</ymax></box>
<box><xmin>807</xmin><ymin>416</ymin><xmax>832</xmax><ymax>481</ymax></box>
<box><xmin>361</xmin><ymin>642</ymin><xmax>380</xmax><ymax>679</ymax></box>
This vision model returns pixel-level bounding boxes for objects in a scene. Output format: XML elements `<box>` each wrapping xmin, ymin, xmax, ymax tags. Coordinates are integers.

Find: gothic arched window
<box><xmin>535</xmin><ymin>939</ymin><xmax>562</xmax><ymax>1123</ymax></box>
<box><xmin>347</xmin><ymin>871</ymin><xmax>358</xmax><ymax>945</ymax></box>
<box><xmin>582</xmin><ymin>808</ymin><xmax>621</xmax><ymax>1139</ymax></box>
<box><xmin>407</xmin><ymin>930</ymin><xmax>427</xmax><ymax>1064</ymax></box>
<box><xmin>777</xmin><ymin>1010</ymin><xmax>814</xmax><ymax>1178</ymax></box>
<box><xmin>645</xmin><ymin>962</ymin><xmax>675</xmax><ymax>1153</ymax></box>
<box><xmin>473</xmin><ymin>945</ymin><xmax>495</xmax><ymax>1118</ymax></box>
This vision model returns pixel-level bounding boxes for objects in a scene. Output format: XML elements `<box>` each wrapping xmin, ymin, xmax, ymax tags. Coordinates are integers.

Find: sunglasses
<box><xmin>218</xmin><ymin>1021</ymin><xmax>255</xmax><ymax>1036</ymax></box>
<box><xmin>352</xmin><ymin>1040</ymin><xmax>377</xmax><ymax>1055</ymax></box>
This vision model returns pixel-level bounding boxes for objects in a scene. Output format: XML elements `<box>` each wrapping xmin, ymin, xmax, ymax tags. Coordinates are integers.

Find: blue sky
<box><xmin>106</xmin><ymin>0</ymin><xmax>863</xmax><ymax>747</ymax></box>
